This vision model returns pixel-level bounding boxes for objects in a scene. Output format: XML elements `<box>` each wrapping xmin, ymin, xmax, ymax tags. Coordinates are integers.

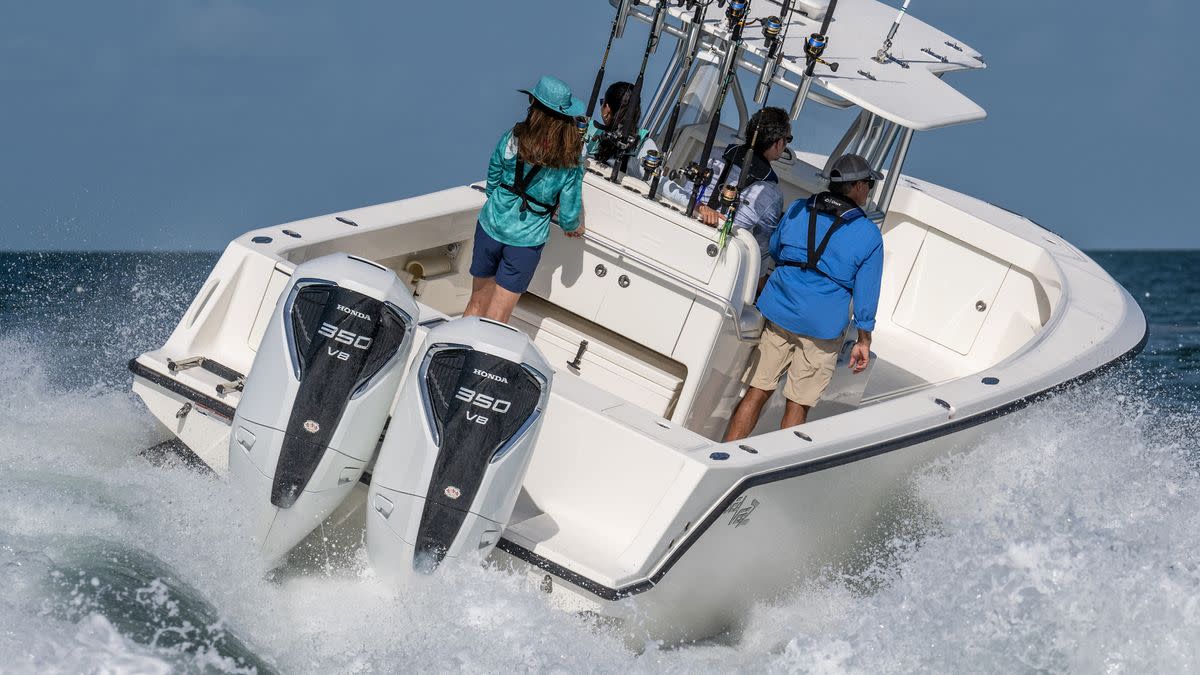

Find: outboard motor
<box><xmin>367</xmin><ymin>316</ymin><xmax>552</xmax><ymax>582</ymax></box>
<box><xmin>229</xmin><ymin>253</ymin><xmax>418</xmax><ymax>561</ymax></box>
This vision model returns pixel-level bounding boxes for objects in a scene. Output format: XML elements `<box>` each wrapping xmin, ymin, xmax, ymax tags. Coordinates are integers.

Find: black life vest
<box><xmin>777</xmin><ymin>191</ymin><xmax>863</xmax><ymax>291</ymax></box>
<box><xmin>499</xmin><ymin>158</ymin><xmax>559</xmax><ymax>217</ymax></box>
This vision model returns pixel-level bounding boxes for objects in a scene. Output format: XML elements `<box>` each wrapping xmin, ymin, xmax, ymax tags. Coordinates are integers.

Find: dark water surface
<box><xmin>0</xmin><ymin>250</ymin><xmax>1197</xmax><ymax>672</ymax></box>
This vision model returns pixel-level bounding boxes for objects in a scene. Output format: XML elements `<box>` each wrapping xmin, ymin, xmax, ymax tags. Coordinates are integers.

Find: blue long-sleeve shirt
<box><xmin>757</xmin><ymin>196</ymin><xmax>884</xmax><ymax>340</ymax></box>
<box><xmin>481</xmin><ymin>130</ymin><xmax>584</xmax><ymax>247</ymax></box>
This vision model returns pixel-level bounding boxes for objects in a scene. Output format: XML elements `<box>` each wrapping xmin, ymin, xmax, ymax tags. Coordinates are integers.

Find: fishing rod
<box><xmin>646</xmin><ymin>0</ymin><xmax>710</xmax><ymax>200</ymax></box>
<box><xmin>788</xmin><ymin>0</ymin><xmax>841</xmax><ymax>120</ymax></box>
<box><xmin>609</xmin><ymin>0</ymin><xmax>670</xmax><ymax>183</ymax></box>
<box><xmin>587</xmin><ymin>0</ymin><xmax>635</xmax><ymax>118</ymax></box>
<box><xmin>752</xmin><ymin>0</ymin><xmax>792</xmax><ymax>104</ymax></box>
<box><xmin>683</xmin><ymin>0</ymin><xmax>751</xmax><ymax>218</ymax></box>
<box><xmin>717</xmin><ymin>113</ymin><xmax>764</xmax><ymax>250</ymax></box>
<box><xmin>872</xmin><ymin>0</ymin><xmax>912</xmax><ymax>68</ymax></box>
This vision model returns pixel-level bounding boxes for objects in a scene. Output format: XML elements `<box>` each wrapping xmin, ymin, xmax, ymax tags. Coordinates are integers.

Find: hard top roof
<box><xmin>651</xmin><ymin>0</ymin><xmax>987</xmax><ymax>131</ymax></box>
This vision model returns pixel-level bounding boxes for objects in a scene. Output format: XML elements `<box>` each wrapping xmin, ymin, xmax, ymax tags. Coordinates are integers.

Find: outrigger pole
<box><xmin>684</xmin><ymin>0</ymin><xmax>751</xmax><ymax>218</ymax></box>
<box><xmin>646</xmin><ymin>0</ymin><xmax>709</xmax><ymax>200</ymax></box>
<box><xmin>587</xmin><ymin>0</ymin><xmax>635</xmax><ymax>118</ymax></box>
<box><xmin>788</xmin><ymin>0</ymin><xmax>841</xmax><ymax>120</ymax></box>
<box><xmin>753</xmin><ymin>0</ymin><xmax>793</xmax><ymax>104</ymax></box>
<box><xmin>872</xmin><ymin>0</ymin><xmax>912</xmax><ymax>67</ymax></box>
<box><xmin>609</xmin><ymin>0</ymin><xmax>669</xmax><ymax>184</ymax></box>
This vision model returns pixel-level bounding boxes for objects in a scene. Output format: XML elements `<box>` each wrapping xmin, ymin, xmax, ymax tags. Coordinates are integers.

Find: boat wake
<box><xmin>1</xmin><ymin>330</ymin><xmax>1197</xmax><ymax>673</ymax></box>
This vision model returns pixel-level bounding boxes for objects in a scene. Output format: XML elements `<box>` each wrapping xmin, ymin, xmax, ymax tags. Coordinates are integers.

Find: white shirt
<box><xmin>662</xmin><ymin>151</ymin><xmax>785</xmax><ymax>262</ymax></box>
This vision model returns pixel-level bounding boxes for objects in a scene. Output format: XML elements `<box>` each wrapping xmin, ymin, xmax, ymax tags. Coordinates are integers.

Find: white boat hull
<box><xmin>127</xmin><ymin>162</ymin><xmax>1146</xmax><ymax>643</ymax></box>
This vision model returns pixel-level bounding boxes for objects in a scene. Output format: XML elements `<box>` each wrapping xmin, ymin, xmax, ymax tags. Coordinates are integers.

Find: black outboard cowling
<box><xmin>229</xmin><ymin>253</ymin><xmax>418</xmax><ymax>561</ymax></box>
<box><xmin>366</xmin><ymin>316</ymin><xmax>552</xmax><ymax>581</ymax></box>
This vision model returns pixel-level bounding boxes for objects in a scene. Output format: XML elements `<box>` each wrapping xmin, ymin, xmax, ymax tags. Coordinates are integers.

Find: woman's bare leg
<box><xmin>483</xmin><ymin>285</ymin><xmax>522</xmax><ymax>324</ymax></box>
<box><xmin>464</xmin><ymin>276</ymin><xmax>496</xmax><ymax>317</ymax></box>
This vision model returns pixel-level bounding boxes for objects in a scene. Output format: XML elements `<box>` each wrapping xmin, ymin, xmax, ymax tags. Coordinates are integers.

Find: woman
<box><xmin>585</xmin><ymin>81</ymin><xmax>659</xmax><ymax>180</ymax></box>
<box><xmin>465</xmin><ymin>75</ymin><xmax>587</xmax><ymax>323</ymax></box>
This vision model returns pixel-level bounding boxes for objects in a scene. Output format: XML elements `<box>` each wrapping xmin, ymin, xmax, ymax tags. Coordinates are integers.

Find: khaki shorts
<box><xmin>744</xmin><ymin>321</ymin><xmax>841</xmax><ymax>406</ymax></box>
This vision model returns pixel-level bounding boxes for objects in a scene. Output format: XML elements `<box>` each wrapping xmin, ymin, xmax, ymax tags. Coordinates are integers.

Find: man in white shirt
<box><xmin>662</xmin><ymin>106</ymin><xmax>791</xmax><ymax>264</ymax></box>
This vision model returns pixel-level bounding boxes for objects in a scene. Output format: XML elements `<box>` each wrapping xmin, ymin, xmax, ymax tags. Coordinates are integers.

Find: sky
<box><xmin>0</xmin><ymin>0</ymin><xmax>1196</xmax><ymax>251</ymax></box>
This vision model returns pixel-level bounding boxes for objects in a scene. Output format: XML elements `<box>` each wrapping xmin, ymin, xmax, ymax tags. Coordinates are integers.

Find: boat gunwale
<box><xmin>496</xmin><ymin>321</ymin><xmax>1149</xmax><ymax>601</ymax></box>
<box><xmin>129</xmin><ymin>318</ymin><xmax>1148</xmax><ymax>602</ymax></box>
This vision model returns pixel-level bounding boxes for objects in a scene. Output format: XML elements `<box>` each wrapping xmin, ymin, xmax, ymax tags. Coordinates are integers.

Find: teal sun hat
<box><xmin>519</xmin><ymin>75</ymin><xmax>585</xmax><ymax>118</ymax></box>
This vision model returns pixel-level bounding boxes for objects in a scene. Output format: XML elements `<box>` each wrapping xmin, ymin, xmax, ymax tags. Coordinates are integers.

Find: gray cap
<box><xmin>821</xmin><ymin>153</ymin><xmax>884</xmax><ymax>183</ymax></box>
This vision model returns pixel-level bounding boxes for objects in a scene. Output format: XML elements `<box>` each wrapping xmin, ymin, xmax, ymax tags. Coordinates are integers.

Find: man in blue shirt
<box><xmin>724</xmin><ymin>154</ymin><xmax>884</xmax><ymax>441</ymax></box>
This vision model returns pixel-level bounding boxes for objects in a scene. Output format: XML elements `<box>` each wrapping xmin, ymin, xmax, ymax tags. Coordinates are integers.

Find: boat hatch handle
<box><xmin>934</xmin><ymin>398</ymin><xmax>955</xmax><ymax>417</ymax></box>
<box><xmin>176</xmin><ymin>402</ymin><xmax>192</xmax><ymax>419</ymax></box>
<box><xmin>216</xmin><ymin>376</ymin><xmax>245</xmax><ymax>396</ymax></box>
<box><xmin>167</xmin><ymin>356</ymin><xmax>206</xmax><ymax>373</ymax></box>
<box><xmin>567</xmin><ymin>340</ymin><xmax>589</xmax><ymax>371</ymax></box>
<box><xmin>794</xmin><ymin>430</ymin><xmax>812</xmax><ymax>442</ymax></box>
<box><xmin>335</xmin><ymin>216</ymin><xmax>359</xmax><ymax>227</ymax></box>
<box><xmin>982</xmin><ymin>376</ymin><xmax>1000</xmax><ymax>385</ymax></box>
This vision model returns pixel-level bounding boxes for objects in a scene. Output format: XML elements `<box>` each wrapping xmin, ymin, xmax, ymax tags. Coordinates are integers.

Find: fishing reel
<box><xmin>804</xmin><ymin>32</ymin><xmax>839</xmax><ymax>72</ymax></box>
<box><xmin>601</xmin><ymin>129</ymin><xmax>640</xmax><ymax>155</ymax></box>
<box><xmin>718</xmin><ymin>183</ymin><xmax>739</xmax><ymax>212</ymax></box>
<box><xmin>725</xmin><ymin>0</ymin><xmax>747</xmax><ymax>30</ymax></box>
<box><xmin>640</xmin><ymin>150</ymin><xmax>663</xmax><ymax>178</ymax></box>
<box><xmin>670</xmin><ymin>162</ymin><xmax>712</xmax><ymax>187</ymax></box>
<box><xmin>804</xmin><ymin>32</ymin><xmax>827</xmax><ymax>61</ymax></box>
<box><xmin>574</xmin><ymin>116</ymin><xmax>590</xmax><ymax>138</ymax></box>
<box><xmin>762</xmin><ymin>15</ymin><xmax>783</xmax><ymax>41</ymax></box>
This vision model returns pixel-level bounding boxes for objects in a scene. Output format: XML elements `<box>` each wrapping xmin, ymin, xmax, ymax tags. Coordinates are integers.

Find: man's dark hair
<box><xmin>829</xmin><ymin>180</ymin><xmax>855</xmax><ymax>197</ymax></box>
<box><xmin>747</xmin><ymin>107</ymin><xmax>791</xmax><ymax>155</ymax></box>
<box><xmin>596</xmin><ymin>81</ymin><xmax>642</xmax><ymax>165</ymax></box>
<box><xmin>602</xmin><ymin>81</ymin><xmax>641</xmax><ymax>126</ymax></box>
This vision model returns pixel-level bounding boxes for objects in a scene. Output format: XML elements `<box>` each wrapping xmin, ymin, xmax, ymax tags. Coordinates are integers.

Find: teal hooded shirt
<box><xmin>480</xmin><ymin>130</ymin><xmax>583</xmax><ymax>248</ymax></box>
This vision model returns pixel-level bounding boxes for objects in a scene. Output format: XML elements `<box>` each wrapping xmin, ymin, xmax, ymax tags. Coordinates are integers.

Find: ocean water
<box><xmin>0</xmin><ymin>250</ymin><xmax>1197</xmax><ymax>673</ymax></box>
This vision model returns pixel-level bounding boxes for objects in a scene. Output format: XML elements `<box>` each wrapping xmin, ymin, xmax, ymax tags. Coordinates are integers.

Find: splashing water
<box><xmin>1</xmin><ymin>252</ymin><xmax>1197</xmax><ymax>673</ymax></box>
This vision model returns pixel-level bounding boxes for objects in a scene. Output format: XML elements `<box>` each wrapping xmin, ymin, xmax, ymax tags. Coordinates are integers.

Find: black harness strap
<box><xmin>500</xmin><ymin>159</ymin><xmax>559</xmax><ymax>216</ymax></box>
<box><xmin>779</xmin><ymin>192</ymin><xmax>862</xmax><ymax>292</ymax></box>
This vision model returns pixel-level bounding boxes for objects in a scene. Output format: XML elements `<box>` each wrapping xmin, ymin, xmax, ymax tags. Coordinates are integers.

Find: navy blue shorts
<box><xmin>469</xmin><ymin>223</ymin><xmax>545</xmax><ymax>294</ymax></box>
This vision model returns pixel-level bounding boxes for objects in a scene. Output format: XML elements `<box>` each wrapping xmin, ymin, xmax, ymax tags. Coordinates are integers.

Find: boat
<box><xmin>128</xmin><ymin>0</ymin><xmax>1147</xmax><ymax>644</ymax></box>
